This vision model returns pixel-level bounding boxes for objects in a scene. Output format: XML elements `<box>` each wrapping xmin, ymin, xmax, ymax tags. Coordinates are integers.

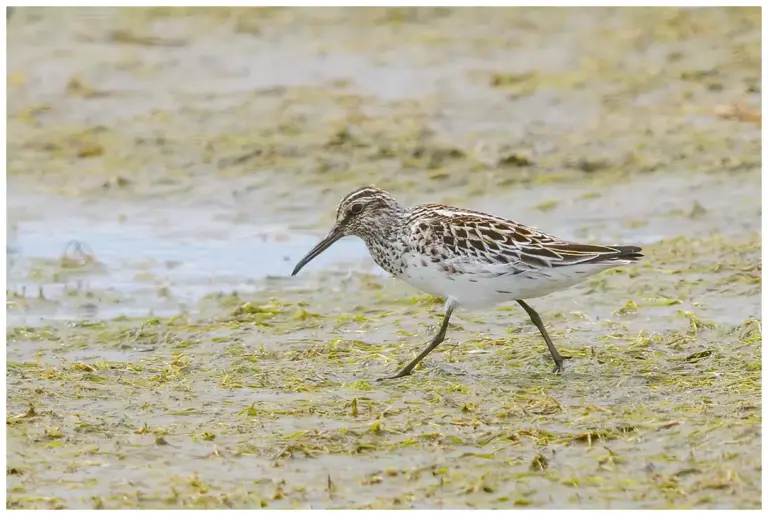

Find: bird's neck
<box><xmin>360</xmin><ymin>208</ymin><xmax>410</xmax><ymax>276</ymax></box>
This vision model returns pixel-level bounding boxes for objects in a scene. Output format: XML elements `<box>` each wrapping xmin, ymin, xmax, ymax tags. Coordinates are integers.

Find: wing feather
<box><xmin>409</xmin><ymin>204</ymin><xmax>642</xmax><ymax>275</ymax></box>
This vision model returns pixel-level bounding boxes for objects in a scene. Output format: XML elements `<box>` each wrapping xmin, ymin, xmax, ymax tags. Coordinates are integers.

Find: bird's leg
<box><xmin>378</xmin><ymin>299</ymin><xmax>457</xmax><ymax>381</ymax></box>
<box><xmin>516</xmin><ymin>300</ymin><xmax>570</xmax><ymax>373</ymax></box>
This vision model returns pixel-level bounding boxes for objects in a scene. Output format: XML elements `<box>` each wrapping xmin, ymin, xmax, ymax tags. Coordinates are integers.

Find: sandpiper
<box><xmin>292</xmin><ymin>186</ymin><xmax>642</xmax><ymax>380</ymax></box>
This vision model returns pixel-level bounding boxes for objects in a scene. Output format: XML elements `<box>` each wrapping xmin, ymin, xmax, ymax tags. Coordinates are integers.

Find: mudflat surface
<box><xmin>7</xmin><ymin>7</ymin><xmax>761</xmax><ymax>509</ymax></box>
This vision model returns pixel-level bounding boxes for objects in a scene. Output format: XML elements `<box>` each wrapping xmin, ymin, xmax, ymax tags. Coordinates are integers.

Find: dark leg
<box><xmin>517</xmin><ymin>300</ymin><xmax>569</xmax><ymax>373</ymax></box>
<box><xmin>378</xmin><ymin>300</ymin><xmax>457</xmax><ymax>381</ymax></box>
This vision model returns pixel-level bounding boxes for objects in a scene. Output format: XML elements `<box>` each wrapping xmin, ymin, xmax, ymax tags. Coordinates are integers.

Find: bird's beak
<box><xmin>291</xmin><ymin>225</ymin><xmax>344</xmax><ymax>276</ymax></box>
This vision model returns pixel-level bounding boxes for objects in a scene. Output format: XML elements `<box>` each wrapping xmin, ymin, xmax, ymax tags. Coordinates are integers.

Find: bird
<box><xmin>291</xmin><ymin>186</ymin><xmax>642</xmax><ymax>381</ymax></box>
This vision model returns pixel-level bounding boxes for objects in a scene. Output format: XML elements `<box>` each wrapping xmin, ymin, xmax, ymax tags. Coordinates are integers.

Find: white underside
<box><xmin>399</xmin><ymin>253</ymin><xmax>624</xmax><ymax>310</ymax></box>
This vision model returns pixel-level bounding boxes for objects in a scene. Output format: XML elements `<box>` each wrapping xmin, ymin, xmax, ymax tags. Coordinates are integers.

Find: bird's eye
<box><xmin>349</xmin><ymin>203</ymin><xmax>363</xmax><ymax>215</ymax></box>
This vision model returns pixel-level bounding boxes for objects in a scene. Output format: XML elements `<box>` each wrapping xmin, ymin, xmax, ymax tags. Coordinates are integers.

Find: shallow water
<box><xmin>7</xmin><ymin>187</ymin><xmax>378</xmax><ymax>325</ymax></box>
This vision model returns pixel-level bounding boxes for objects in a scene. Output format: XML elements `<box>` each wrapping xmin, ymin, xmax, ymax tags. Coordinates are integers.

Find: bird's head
<box><xmin>291</xmin><ymin>186</ymin><xmax>404</xmax><ymax>276</ymax></box>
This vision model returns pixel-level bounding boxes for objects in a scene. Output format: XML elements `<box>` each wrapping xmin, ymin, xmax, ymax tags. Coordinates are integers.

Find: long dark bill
<box><xmin>291</xmin><ymin>227</ymin><xmax>344</xmax><ymax>276</ymax></box>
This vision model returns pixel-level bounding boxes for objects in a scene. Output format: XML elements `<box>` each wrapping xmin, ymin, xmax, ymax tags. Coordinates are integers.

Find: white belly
<box><xmin>399</xmin><ymin>252</ymin><xmax>616</xmax><ymax>310</ymax></box>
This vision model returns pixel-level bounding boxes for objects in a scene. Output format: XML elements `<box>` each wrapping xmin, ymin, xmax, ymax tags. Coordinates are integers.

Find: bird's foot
<box><xmin>375</xmin><ymin>369</ymin><xmax>413</xmax><ymax>383</ymax></box>
<box><xmin>551</xmin><ymin>355</ymin><xmax>571</xmax><ymax>374</ymax></box>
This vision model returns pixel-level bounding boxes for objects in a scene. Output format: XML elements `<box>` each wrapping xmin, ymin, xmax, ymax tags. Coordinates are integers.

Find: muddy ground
<box><xmin>6</xmin><ymin>7</ymin><xmax>761</xmax><ymax>509</ymax></box>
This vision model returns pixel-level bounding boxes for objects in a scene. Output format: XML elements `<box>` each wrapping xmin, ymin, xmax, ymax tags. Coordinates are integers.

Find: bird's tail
<box><xmin>612</xmin><ymin>245</ymin><xmax>643</xmax><ymax>262</ymax></box>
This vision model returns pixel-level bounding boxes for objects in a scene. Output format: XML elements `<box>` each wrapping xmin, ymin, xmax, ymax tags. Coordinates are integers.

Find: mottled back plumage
<box><xmin>407</xmin><ymin>204</ymin><xmax>642</xmax><ymax>273</ymax></box>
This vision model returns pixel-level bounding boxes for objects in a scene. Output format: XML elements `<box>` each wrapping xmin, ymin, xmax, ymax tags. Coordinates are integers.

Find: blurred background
<box><xmin>6</xmin><ymin>7</ymin><xmax>761</xmax><ymax>510</ymax></box>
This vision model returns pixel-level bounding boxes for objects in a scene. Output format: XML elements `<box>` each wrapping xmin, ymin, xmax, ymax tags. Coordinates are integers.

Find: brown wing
<box><xmin>411</xmin><ymin>204</ymin><xmax>642</xmax><ymax>270</ymax></box>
